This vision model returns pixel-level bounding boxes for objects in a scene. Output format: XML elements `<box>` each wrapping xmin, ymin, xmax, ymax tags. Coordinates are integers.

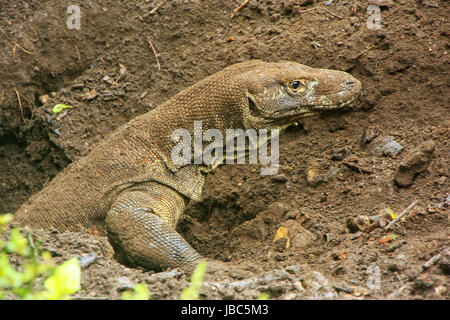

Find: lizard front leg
<box><xmin>105</xmin><ymin>183</ymin><xmax>202</xmax><ymax>272</ymax></box>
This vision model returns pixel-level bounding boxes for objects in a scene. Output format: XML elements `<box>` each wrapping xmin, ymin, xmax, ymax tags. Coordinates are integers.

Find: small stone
<box><xmin>102</xmin><ymin>75</ymin><xmax>114</xmax><ymax>85</ymax></box>
<box><xmin>435</xmin><ymin>285</ymin><xmax>447</xmax><ymax>296</ymax></box>
<box><xmin>77</xmin><ymin>252</ymin><xmax>97</xmax><ymax>268</ymax></box>
<box><xmin>270</xmin><ymin>13</ymin><xmax>281</xmax><ymax>22</ymax></box>
<box><xmin>368</xmin><ymin>135</ymin><xmax>404</xmax><ymax>157</ymax></box>
<box><xmin>274</xmin><ymin>253</ymin><xmax>288</xmax><ymax>261</ymax></box>
<box><xmin>285</xmin><ymin>265</ymin><xmax>302</xmax><ymax>274</ymax></box>
<box><xmin>436</xmin><ymin>176</ymin><xmax>447</xmax><ymax>185</ymax></box>
<box><xmin>281</xmin><ymin>220</ymin><xmax>316</xmax><ymax>250</ymax></box>
<box><xmin>356</xmin><ymin>215</ymin><xmax>371</xmax><ymax>230</ymax></box>
<box><xmin>271</xmin><ymin>174</ymin><xmax>288</xmax><ymax>183</ymax></box>
<box><xmin>267</xmin><ymin>284</ymin><xmax>285</xmax><ymax>296</ymax></box>
<box><xmin>115</xmin><ymin>276</ymin><xmax>134</xmax><ymax>291</ymax></box>
<box><xmin>305</xmin><ymin>160</ymin><xmax>322</xmax><ymax>186</ymax></box>
<box><xmin>84</xmin><ymin>88</ymin><xmax>98</xmax><ymax>101</ymax></box>
<box><xmin>414</xmin><ymin>275</ymin><xmax>433</xmax><ymax>291</ymax></box>
<box><xmin>394</xmin><ymin>140</ymin><xmax>436</xmax><ymax>187</ymax></box>
<box><xmin>423</xmin><ymin>1</ymin><xmax>439</xmax><ymax>8</ymax></box>
<box><xmin>350</xmin><ymin>232</ymin><xmax>362</xmax><ymax>240</ymax></box>
<box><xmin>333</xmin><ymin>282</ymin><xmax>354</xmax><ymax>294</ymax></box>
<box><xmin>285</xmin><ymin>210</ymin><xmax>299</xmax><ymax>220</ymax></box>
<box><xmin>38</xmin><ymin>94</ymin><xmax>50</xmax><ymax>105</ymax></box>
<box><xmin>331</xmin><ymin>149</ymin><xmax>349</xmax><ymax>161</ymax></box>
<box><xmin>423</xmin><ymin>253</ymin><xmax>442</xmax><ymax>270</ymax></box>
<box><xmin>384</xmin><ymin>240</ymin><xmax>406</xmax><ymax>253</ymax></box>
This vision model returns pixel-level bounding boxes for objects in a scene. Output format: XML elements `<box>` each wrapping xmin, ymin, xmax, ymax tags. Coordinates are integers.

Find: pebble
<box><xmin>332</xmin><ymin>282</ymin><xmax>354</xmax><ymax>294</ymax></box>
<box><xmin>285</xmin><ymin>210</ymin><xmax>298</xmax><ymax>220</ymax></box>
<box><xmin>422</xmin><ymin>253</ymin><xmax>442</xmax><ymax>270</ymax></box>
<box><xmin>423</xmin><ymin>1</ymin><xmax>439</xmax><ymax>8</ymax></box>
<box><xmin>77</xmin><ymin>252</ymin><xmax>97</xmax><ymax>268</ymax></box>
<box><xmin>350</xmin><ymin>232</ymin><xmax>362</xmax><ymax>240</ymax></box>
<box><xmin>115</xmin><ymin>276</ymin><xmax>134</xmax><ymax>291</ymax></box>
<box><xmin>414</xmin><ymin>276</ymin><xmax>434</xmax><ymax>291</ymax></box>
<box><xmin>271</xmin><ymin>173</ymin><xmax>288</xmax><ymax>183</ymax></box>
<box><xmin>368</xmin><ymin>135</ymin><xmax>404</xmax><ymax>157</ymax></box>
<box><xmin>331</xmin><ymin>149</ymin><xmax>349</xmax><ymax>161</ymax></box>
<box><xmin>305</xmin><ymin>160</ymin><xmax>322</xmax><ymax>186</ymax></box>
<box><xmin>394</xmin><ymin>140</ymin><xmax>435</xmax><ymax>187</ymax></box>
<box><xmin>435</xmin><ymin>285</ymin><xmax>447</xmax><ymax>296</ymax></box>
<box><xmin>38</xmin><ymin>94</ymin><xmax>50</xmax><ymax>105</ymax></box>
<box><xmin>383</xmin><ymin>240</ymin><xmax>407</xmax><ymax>253</ymax></box>
<box><xmin>284</xmin><ymin>265</ymin><xmax>302</xmax><ymax>274</ymax></box>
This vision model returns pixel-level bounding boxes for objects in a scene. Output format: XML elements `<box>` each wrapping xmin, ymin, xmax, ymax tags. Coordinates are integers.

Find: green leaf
<box><xmin>6</xmin><ymin>228</ymin><xmax>31</xmax><ymax>256</ymax></box>
<box><xmin>52</xmin><ymin>104</ymin><xmax>73</xmax><ymax>114</ymax></box>
<box><xmin>0</xmin><ymin>252</ymin><xmax>24</xmax><ymax>288</ymax></box>
<box><xmin>121</xmin><ymin>283</ymin><xmax>151</xmax><ymax>300</ymax></box>
<box><xmin>0</xmin><ymin>214</ymin><xmax>12</xmax><ymax>226</ymax></box>
<box><xmin>258</xmin><ymin>292</ymin><xmax>270</xmax><ymax>300</ymax></box>
<box><xmin>44</xmin><ymin>257</ymin><xmax>80</xmax><ymax>299</ymax></box>
<box><xmin>180</xmin><ymin>260</ymin><xmax>207</xmax><ymax>300</ymax></box>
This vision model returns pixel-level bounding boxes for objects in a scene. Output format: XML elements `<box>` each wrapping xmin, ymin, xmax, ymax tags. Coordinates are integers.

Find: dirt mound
<box><xmin>0</xmin><ymin>0</ymin><xmax>448</xmax><ymax>299</ymax></box>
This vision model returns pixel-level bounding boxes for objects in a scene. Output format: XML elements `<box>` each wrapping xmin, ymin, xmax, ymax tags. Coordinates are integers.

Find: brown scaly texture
<box><xmin>14</xmin><ymin>60</ymin><xmax>361</xmax><ymax>272</ymax></box>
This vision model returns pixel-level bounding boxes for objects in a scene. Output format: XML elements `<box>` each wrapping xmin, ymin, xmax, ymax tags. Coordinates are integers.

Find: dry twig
<box><xmin>322</xmin><ymin>7</ymin><xmax>343</xmax><ymax>19</ymax></box>
<box><xmin>352</xmin><ymin>46</ymin><xmax>375</xmax><ymax>60</ymax></box>
<box><xmin>298</xmin><ymin>7</ymin><xmax>343</xmax><ymax>19</ymax></box>
<box><xmin>0</xmin><ymin>26</ymin><xmax>35</xmax><ymax>55</ymax></box>
<box><xmin>75</xmin><ymin>45</ymin><xmax>82</xmax><ymax>63</ymax></box>
<box><xmin>149</xmin><ymin>1</ymin><xmax>167</xmax><ymax>15</ymax></box>
<box><xmin>14</xmin><ymin>88</ymin><xmax>25</xmax><ymax>121</ymax></box>
<box><xmin>147</xmin><ymin>37</ymin><xmax>161</xmax><ymax>71</ymax></box>
<box><xmin>232</xmin><ymin>0</ymin><xmax>250</xmax><ymax>18</ymax></box>
<box><xmin>342</xmin><ymin>161</ymin><xmax>373</xmax><ymax>174</ymax></box>
<box><xmin>384</xmin><ymin>200</ymin><xmax>419</xmax><ymax>231</ymax></box>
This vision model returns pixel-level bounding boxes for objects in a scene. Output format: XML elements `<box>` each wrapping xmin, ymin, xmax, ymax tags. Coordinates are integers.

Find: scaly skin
<box><xmin>14</xmin><ymin>60</ymin><xmax>361</xmax><ymax>272</ymax></box>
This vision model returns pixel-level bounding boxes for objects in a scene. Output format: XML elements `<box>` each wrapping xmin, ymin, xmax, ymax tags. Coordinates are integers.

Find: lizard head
<box><xmin>240</xmin><ymin>60</ymin><xmax>361</xmax><ymax>129</ymax></box>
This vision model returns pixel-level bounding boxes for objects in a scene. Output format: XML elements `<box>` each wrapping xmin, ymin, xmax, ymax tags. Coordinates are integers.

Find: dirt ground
<box><xmin>0</xmin><ymin>0</ymin><xmax>448</xmax><ymax>300</ymax></box>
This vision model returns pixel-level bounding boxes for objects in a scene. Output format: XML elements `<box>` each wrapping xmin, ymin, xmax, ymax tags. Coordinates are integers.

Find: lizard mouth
<box><xmin>248</xmin><ymin>93</ymin><xmax>357</xmax><ymax>126</ymax></box>
<box><xmin>248</xmin><ymin>95</ymin><xmax>320</xmax><ymax>120</ymax></box>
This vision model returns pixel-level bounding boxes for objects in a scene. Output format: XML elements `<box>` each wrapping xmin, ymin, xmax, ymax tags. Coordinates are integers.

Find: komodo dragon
<box><xmin>14</xmin><ymin>60</ymin><xmax>361</xmax><ymax>272</ymax></box>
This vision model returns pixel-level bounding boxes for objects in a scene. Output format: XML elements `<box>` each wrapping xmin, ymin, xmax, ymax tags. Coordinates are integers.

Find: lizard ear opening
<box><xmin>248</xmin><ymin>95</ymin><xmax>260</xmax><ymax>117</ymax></box>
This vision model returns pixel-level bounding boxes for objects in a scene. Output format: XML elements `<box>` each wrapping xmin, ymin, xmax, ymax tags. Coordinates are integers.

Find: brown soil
<box><xmin>0</xmin><ymin>0</ymin><xmax>448</xmax><ymax>300</ymax></box>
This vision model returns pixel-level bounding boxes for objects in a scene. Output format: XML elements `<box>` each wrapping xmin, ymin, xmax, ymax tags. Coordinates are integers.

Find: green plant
<box><xmin>180</xmin><ymin>260</ymin><xmax>207</xmax><ymax>300</ymax></box>
<box><xmin>121</xmin><ymin>283</ymin><xmax>151</xmax><ymax>300</ymax></box>
<box><xmin>0</xmin><ymin>213</ymin><xmax>81</xmax><ymax>300</ymax></box>
<box><xmin>258</xmin><ymin>292</ymin><xmax>270</xmax><ymax>300</ymax></box>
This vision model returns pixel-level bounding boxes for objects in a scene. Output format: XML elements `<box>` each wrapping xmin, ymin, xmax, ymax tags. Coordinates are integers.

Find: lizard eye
<box><xmin>291</xmin><ymin>80</ymin><xmax>301</xmax><ymax>89</ymax></box>
<box><xmin>289</xmin><ymin>80</ymin><xmax>306</xmax><ymax>93</ymax></box>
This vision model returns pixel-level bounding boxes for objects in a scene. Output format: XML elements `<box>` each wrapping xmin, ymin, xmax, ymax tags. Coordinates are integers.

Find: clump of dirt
<box><xmin>1</xmin><ymin>0</ymin><xmax>448</xmax><ymax>299</ymax></box>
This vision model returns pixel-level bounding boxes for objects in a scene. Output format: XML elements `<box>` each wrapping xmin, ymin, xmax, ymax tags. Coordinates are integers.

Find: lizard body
<box><xmin>14</xmin><ymin>60</ymin><xmax>361</xmax><ymax>272</ymax></box>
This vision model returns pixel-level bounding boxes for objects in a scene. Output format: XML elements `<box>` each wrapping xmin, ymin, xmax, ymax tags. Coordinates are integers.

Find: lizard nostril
<box><xmin>344</xmin><ymin>80</ymin><xmax>356</xmax><ymax>87</ymax></box>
